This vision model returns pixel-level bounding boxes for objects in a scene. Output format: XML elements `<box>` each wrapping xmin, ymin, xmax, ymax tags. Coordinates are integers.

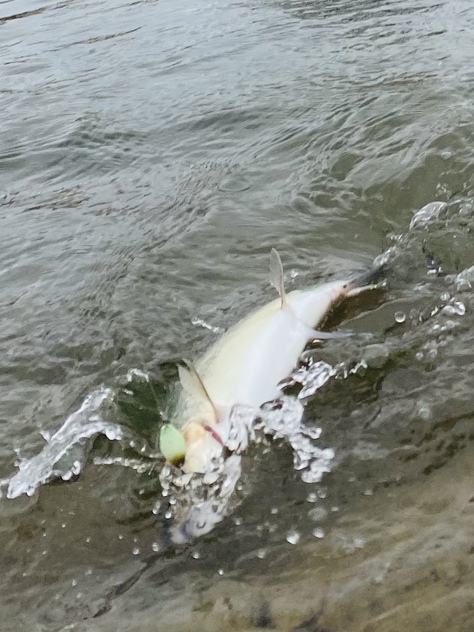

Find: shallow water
<box><xmin>1</xmin><ymin>0</ymin><xmax>474</xmax><ymax>629</ymax></box>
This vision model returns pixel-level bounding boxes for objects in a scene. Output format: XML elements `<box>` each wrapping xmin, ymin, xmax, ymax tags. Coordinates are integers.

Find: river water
<box><xmin>2</xmin><ymin>0</ymin><xmax>474</xmax><ymax>630</ymax></box>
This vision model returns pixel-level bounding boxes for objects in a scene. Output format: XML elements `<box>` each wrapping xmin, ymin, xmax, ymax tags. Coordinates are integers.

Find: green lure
<box><xmin>159</xmin><ymin>423</ymin><xmax>186</xmax><ymax>466</ymax></box>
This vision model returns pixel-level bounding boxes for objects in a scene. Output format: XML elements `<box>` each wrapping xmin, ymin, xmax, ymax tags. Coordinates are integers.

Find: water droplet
<box><xmin>312</xmin><ymin>528</ymin><xmax>325</xmax><ymax>539</ymax></box>
<box><xmin>394</xmin><ymin>311</ymin><xmax>406</xmax><ymax>324</ymax></box>
<box><xmin>132</xmin><ymin>547</ymin><xmax>140</xmax><ymax>555</ymax></box>
<box><xmin>453</xmin><ymin>300</ymin><xmax>466</xmax><ymax>316</ymax></box>
<box><xmin>286</xmin><ymin>530</ymin><xmax>301</xmax><ymax>545</ymax></box>
<box><xmin>308</xmin><ymin>507</ymin><xmax>327</xmax><ymax>522</ymax></box>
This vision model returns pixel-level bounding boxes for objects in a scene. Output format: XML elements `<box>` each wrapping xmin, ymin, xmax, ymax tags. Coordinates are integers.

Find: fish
<box><xmin>160</xmin><ymin>249</ymin><xmax>383</xmax><ymax>473</ymax></box>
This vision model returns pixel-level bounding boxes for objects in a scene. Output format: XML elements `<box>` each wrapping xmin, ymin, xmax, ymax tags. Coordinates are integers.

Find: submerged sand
<box><xmin>83</xmin><ymin>442</ymin><xmax>474</xmax><ymax>632</ymax></box>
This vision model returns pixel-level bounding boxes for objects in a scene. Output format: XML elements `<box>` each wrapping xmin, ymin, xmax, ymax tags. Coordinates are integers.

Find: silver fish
<box><xmin>161</xmin><ymin>249</ymin><xmax>382</xmax><ymax>473</ymax></box>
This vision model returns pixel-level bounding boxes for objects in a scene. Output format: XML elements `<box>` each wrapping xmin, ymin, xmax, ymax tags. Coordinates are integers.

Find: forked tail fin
<box><xmin>346</xmin><ymin>262</ymin><xmax>386</xmax><ymax>297</ymax></box>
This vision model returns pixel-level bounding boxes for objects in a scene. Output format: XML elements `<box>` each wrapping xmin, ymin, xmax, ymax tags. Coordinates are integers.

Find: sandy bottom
<box><xmin>82</xmin><ymin>443</ymin><xmax>474</xmax><ymax>632</ymax></box>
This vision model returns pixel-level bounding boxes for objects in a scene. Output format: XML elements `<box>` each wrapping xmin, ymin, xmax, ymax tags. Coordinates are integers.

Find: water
<box><xmin>2</xmin><ymin>0</ymin><xmax>474</xmax><ymax>629</ymax></box>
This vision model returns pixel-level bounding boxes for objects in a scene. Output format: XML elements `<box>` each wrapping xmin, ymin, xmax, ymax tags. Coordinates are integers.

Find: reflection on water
<box><xmin>1</xmin><ymin>0</ymin><xmax>474</xmax><ymax>629</ymax></box>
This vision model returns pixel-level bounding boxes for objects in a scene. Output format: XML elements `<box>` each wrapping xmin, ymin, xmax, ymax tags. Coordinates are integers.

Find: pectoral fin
<box><xmin>299</xmin><ymin>321</ymin><xmax>353</xmax><ymax>341</ymax></box>
<box><xmin>178</xmin><ymin>360</ymin><xmax>220</xmax><ymax>423</ymax></box>
<box><xmin>307</xmin><ymin>327</ymin><xmax>353</xmax><ymax>341</ymax></box>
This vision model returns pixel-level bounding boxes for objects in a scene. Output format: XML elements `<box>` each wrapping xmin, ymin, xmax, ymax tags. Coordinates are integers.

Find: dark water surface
<box><xmin>2</xmin><ymin>0</ymin><xmax>474</xmax><ymax>629</ymax></box>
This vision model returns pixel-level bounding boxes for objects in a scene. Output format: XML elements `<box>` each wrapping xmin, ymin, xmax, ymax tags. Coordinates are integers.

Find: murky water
<box><xmin>2</xmin><ymin>0</ymin><xmax>474</xmax><ymax>629</ymax></box>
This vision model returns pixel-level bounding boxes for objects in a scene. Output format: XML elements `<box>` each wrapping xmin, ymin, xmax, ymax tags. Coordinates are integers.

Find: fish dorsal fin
<box><xmin>178</xmin><ymin>360</ymin><xmax>220</xmax><ymax>423</ymax></box>
<box><xmin>270</xmin><ymin>248</ymin><xmax>287</xmax><ymax>309</ymax></box>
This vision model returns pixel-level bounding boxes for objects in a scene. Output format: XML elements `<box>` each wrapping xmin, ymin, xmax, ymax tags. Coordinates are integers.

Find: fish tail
<box><xmin>346</xmin><ymin>262</ymin><xmax>386</xmax><ymax>297</ymax></box>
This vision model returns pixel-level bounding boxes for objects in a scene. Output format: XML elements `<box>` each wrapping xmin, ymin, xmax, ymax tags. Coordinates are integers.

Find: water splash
<box><xmin>409</xmin><ymin>201</ymin><xmax>448</xmax><ymax>230</ymax></box>
<box><xmin>158</xmin><ymin>454</ymin><xmax>243</xmax><ymax>543</ymax></box>
<box><xmin>2</xmin><ymin>388</ymin><xmax>124</xmax><ymax>499</ymax></box>
<box><xmin>441</xmin><ymin>299</ymin><xmax>466</xmax><ymax>317</ymax></box>
<box><xmin>191</xmin><ymin>316</ymin><xmax>225</xmax><ymax>335</ymax></box>
<box><xmin>454</xmin><ymin>265</ymin><xmax>474</xmax><ymax>291</ymax></box>
<box><xmin>156</xmin><ymin>379</ymin><xmax>338</xmax><ymax>542</ymax></box>
<box><xmin>92</xmin><ymin>456</ymin><xmax>154</xmax><ymax>473</ymax></box>
<box><xmin>288</xmin><ymin>360</ymin><xmax>336</xmax><ymax>400</ymax></box>
<box><xmin>258</xmin><ymin>396</ymin><xmax>334</xmax><ymax>484</ymax></box>
<box><xmin>374</xmin><ymin>201</ymin><xmax>448</xmax><ymax>271</ymax></box>
<box><xmin>126</xmin><ymin>368</ymin><xmax>150</xmax><ymax>382</ymax></box>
